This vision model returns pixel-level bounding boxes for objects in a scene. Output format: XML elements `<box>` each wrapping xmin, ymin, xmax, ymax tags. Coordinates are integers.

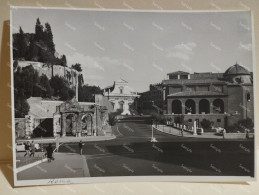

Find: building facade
<box><xmin>104</xmin><ymin>79</ymin><xmax>139</xmax><ymax>115</ymax></box>
<box><xmin>20</xmin><ymin>97</ymin><xmax>110</xmax><ymax>138</ymax></box>
<box><xmin>162</xmin><ymin>63</ymin><xmax>254</xmax><ymax>130</ymax></box>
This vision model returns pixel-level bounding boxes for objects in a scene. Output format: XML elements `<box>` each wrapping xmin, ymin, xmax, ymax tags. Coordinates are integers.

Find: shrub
<box><xmin>150</xmin><ymin>112</ymin><xmax>166</xmax><ymax>125</ymax></box>
<box><xmin>174</xmin><ymin>115</ymin><xmax>184</xmax><ymax>124</ymax></box>
<box><xmin>107</xmin><ymin>110</ymin><xmax>122</xmax><ymax>126</ymax></box>
<box><xmin>227</xmin><ymin>118</ymin><xmax>254</xmax><ymax>133</ymax></box>
<box><xmin>200</xmin><ymin>119</ymin><xmax>213</xmax><ymax>130</ymax></box>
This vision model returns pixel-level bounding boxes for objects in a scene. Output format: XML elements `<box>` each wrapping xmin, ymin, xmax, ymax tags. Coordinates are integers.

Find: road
<box><xmin>58</xmin><ymin>116</ymin><xmax>255</xmax><ymax>177</ymax></box>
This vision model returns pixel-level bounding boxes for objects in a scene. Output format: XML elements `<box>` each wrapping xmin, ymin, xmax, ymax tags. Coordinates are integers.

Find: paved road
<box><xmin>58</xmin><ymin>116</ymin><xmax>254</xmax><ymax>177</ymax></box>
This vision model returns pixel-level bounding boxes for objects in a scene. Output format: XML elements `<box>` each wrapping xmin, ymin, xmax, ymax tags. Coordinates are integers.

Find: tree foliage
<box><xmin>13</xmin><ymin>18</ymin><xmax>68</xmax><ymax>68</ymax></box>
<box><xmin>200</xmin><ymin>119</ymin><xmax>213</xmax><ymax>130</ymax></box>
<box><xmin>78</xmin><ymin>85</ymin><xmax>103</xmax><ymax>102</ymax></box>
<box><xmin>71</xmin><ymin>63</ymin><xmax>82</xmax><ymax>72</ymax></box>
<box><xmin>49</xmin><ymin>75</ymin><xmax>75</xmax><ymax>101</ymax></box>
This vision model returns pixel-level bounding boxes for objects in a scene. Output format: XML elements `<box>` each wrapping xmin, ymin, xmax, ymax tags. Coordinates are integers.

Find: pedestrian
<box><xmin>29</xmin><ymin>141</ymin><xmax>36</xmax><ymax>157</ymax></box>
<box><xmin>46</xmin><ymin>143</ymin><xmax>54</xmax><ymax>162</ymax></box>
<box><xmin>79</xmin><ymin>140</ymin><xmax>84</xmax><ymax>155</ymax></box>
<box><xmin>181</xmin><ymin>127</ymin><xmax>184</xmax><ymax>137</ymax></box>
<box><xmin>24</xmin><ymin>141</ymin><xmax>30</xmax><ymax>157</ymax></box>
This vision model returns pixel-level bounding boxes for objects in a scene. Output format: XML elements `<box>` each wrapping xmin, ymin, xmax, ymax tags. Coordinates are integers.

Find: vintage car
<box><xmin>16</xmin><ymin>142</ymin><xmax>40</xmax><ymax>152</ymax></box>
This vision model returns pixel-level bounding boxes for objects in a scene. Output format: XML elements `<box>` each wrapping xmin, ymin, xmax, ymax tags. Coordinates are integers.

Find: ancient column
<box><xmin>62</xmin><ymin>114</ymin><xmax>66</xmax><ymax>137</ymax></box>
<box><xmin>193</xmin><ymin>120</ymin><xmax>197</xmax><ymax>135</ymax></box>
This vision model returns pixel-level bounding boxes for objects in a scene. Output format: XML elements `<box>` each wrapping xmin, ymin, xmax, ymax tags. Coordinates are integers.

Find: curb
<box><xmin>82</xmin><ymin>155</ymin><xmax>90</xmax><ymax>177</ymax></box>
<box><xmin>16</xmin><ymin>158</ymin><xmax>47</xmax><ymax>173</ymax></box>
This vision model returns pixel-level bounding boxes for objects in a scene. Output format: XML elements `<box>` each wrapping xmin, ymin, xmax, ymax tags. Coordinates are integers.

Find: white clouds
<box><xmin>67</xmin><ymin>52</ymin><xmax>121</xmax><ymax>71</ymax></box>
<box><xmin>165</xmin><ymin>52</ymin><xmax>191</xmax><ymax>61</ymax></box>
<box><xmin>66</xmin><ymin>52</ymin><xmax>122</xmax><ymax>85</ymax></box>
<box><xmin>165</xmin><ymin>42</ymin><xmax>197</xmax><ymax>61</ymax></box>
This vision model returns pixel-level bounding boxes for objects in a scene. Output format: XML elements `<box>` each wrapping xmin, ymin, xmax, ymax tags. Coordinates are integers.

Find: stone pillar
<box><xmin>62</xmin><ymin>113</ymin><xmax>66</xmax><ymax>137</ymax></box>
<box><xmin>53</xmin><ymin>114</ymin><xmax>61</xmax><ymax>137</ymax></box>
<box><xmin>195</xmin><ymin>101</ymin><xmax>199</xmax><ymax>114</ymax></box>
<box><xmin>25</xmin><ymin>115</ymin><xmax>34</xmax><ymax>137</ymax></box>
<box><xmin>181</xmin><ymin>100</ymin><xmax>185</xmax><ymax>114</ymax></box>
<box><xmin>193</xmin><ymin>120</ymin><xmax>197</xmax><ymax>135</ymax></box>
<box><xmin>75</xmin><ymin>73</ymin><xmax>78</xmax><ymax>101</ymax></box>
<box><xmin>209</xmin><ymin>100</ymin><xmax>212</xmax><ymax>114</ymax></box>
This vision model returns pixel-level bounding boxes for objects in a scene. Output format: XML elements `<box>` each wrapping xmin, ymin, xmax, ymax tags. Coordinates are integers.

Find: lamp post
<box><xmin>150</xmin><ymin>119</ymin><xmax>157</xmax><ymax>142</ymax></box>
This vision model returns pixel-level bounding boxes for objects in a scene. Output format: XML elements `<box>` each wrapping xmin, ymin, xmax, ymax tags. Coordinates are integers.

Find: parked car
<box><xmin>16</xmin><ymin>142</ymin><xmax>40</xmax><ymax>152</ymax></box>
<box><xmin>16</xmin><ymin>143</ymin><xmax>25</xmax><ymax>152</ymax></box>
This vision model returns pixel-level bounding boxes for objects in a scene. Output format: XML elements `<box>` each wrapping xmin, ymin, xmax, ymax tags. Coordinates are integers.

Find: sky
<box><xmin>11</xmin><ymin>8</ymin><xmax>253</xmax><ymax>93</ymax></box>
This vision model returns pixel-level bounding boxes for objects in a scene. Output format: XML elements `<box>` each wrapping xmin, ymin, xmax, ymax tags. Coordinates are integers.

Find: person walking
<box><xmin>79</xmin><ymin>140</ymin><xmax>84</xmax><ymax>155</ymax></box>
<box><xmin>29</xmin><ymin>141</ymin><xmax>36</xmax><ymax>157</ymax></box>
<box><xmin>46</xmin><ymin>143</ymin><xmax>54</xmax><ymax>162</ymax></box>
<box><xmin>24</xmin><ymin>141</ymin><xmax>30</xmax><ymax>157</ymax></box>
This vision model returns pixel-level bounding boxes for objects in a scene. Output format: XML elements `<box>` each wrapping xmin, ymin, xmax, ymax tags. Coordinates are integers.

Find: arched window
<box><xmin>199</xmin><ymin>99</ymin><xmax>210</xmax><ymax>114</ymax></box>
<box><xmin>185</xmin><ymin>99</ymin><xmax>196</xmax><ymax>114</ymax></box>
<box><xmin>213</xmin><ymin>99</ymin><xmax>224</xmax><ymax>113</ymax></box>
<box><xmin>172</xmin><ymin>100</ymin><xmax>182</xmax><ymax>114</ymax></box>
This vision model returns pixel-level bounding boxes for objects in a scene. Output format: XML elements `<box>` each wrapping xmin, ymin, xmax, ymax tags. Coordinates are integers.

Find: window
<box><xmin>186</xmin><ymin>86</ymin><xmax>195</xmax><ymax>91</ymax></box>
<box><xmin>120</xmin><ymin>88</ymin><xmax>123</xmax><ymax>94</ymax></box>
<box><xmin>197</xmin><ymin>86</ymin><xmax>209</xmax><ymax>91</ymax></box>
<box><xmin>180</xmin><ymin>75</ymin><xmax>188</xmax><ymax>79</ymax></box>
<box><xmin>188</xmin><ymin>119</ymin><xmax>192</xmax><ymax>122</ymax></box>
<box><xmin>169</xmin><ymin>75</ymin><xmax>178</xmax><ymax>79</ymax></box>
<box><xmin>217</xmin><ymin>119</ymin><xmax>221</xmax><ymax>122</ymax></box>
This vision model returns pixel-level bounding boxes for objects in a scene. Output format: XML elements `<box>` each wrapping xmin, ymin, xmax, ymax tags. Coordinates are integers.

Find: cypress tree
<box><xmin>17</xmin><ymin>27</ymin><xmax>27</xmax><ymax>59</ymax></box>
<box><xmin>35</xmin><ymin>18</ymin><xmax>44</xmax><ymax>41</ymax></box>
<box><xmin>44</xmin><ymin>22</ymin><xmax>55</xmax><ymax>55</ymax></box>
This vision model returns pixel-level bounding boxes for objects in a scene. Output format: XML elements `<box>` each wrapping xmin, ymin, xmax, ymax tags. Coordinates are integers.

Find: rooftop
<box><xmin>224</xmin><ymin>63</ymin><xmax>251</xmax><ymax>75</ymax></box>
<box><xmin>167</xmin><ymin>91</ymin><xmax>227</xmax><ymax>97</ymax></box>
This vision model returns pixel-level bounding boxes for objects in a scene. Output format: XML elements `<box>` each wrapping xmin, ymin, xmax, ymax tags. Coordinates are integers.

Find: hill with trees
<box><xmin>13</xmin><ymin>18</ymin><xmax>103</xmax><ymax>118</ymax></box>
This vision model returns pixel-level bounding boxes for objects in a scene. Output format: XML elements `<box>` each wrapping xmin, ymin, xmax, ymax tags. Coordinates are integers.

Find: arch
<box><xmin>65</xmin><ymin>114</ymin><xmax>74</xmax><ymax>134</ymax></box>
<box><xmin>213</xmin><ymin>99</ymin><xmax>224</xmax><ymax>113</ymax></box>
<box><xmin>172</xmin><ymin>100</ymin><xmax>182</xmax><ymax>114</ymax></box>
<box><xmin>199</xmin><ymin>99</ymin><xmax>210</xmax><ymax>114</ymax></box>
<box><xmin>82</xmin><ymin>114</ymin><xmax>93</xmax><ymax>135</ymax></box>
<box><xmin>185</xmin><ymin>99</ymin><xmax>196</xmax><ymax>114</ymax></box>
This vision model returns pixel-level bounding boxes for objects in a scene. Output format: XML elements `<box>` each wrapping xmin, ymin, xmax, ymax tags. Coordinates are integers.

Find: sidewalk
<box><xmin>17</xmin><ymin>152</ymin><xmax>90</xmax><ymax>180</ymax></box>
<box><xmin>17</xmin><ymin>135</ymin><xmax>116</xmax><ymax>144</ymax></box>
<box><xmin>154</xmin><ymin>125</ymin><xmax>224</xmax><ymax>139</ymax></box>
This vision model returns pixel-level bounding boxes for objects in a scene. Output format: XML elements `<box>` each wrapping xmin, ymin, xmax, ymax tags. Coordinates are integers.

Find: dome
<box><xmin>224</xmin><ymin>63</ymin><xmax>250</xmax><ymax>76</ymax></box>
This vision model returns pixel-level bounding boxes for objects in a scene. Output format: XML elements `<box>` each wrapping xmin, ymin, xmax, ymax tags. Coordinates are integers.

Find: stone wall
<box><xmin>164</xmin><ymin>114</ymin><xmax>227</xmax><ymax>130</ymax></box>
<box><xmin>15</xmin><ymin>118</ymin><xmax>26</xmax><ymax>138</ymax></box>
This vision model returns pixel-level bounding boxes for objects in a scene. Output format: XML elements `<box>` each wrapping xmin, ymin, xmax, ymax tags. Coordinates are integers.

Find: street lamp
<box><xmin>150</xmin><ymin>119</ymin><xmax>157</xmax><ymax>142</ymax></box>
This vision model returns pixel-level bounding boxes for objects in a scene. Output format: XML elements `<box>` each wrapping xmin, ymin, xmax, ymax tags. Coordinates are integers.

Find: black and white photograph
<box><xmin>10</xmin><ymin>7</ymin><xmax>255</xmax><ymax>186</ymax></box>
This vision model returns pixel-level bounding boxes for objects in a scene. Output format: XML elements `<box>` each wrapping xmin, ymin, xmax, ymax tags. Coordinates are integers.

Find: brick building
<box><xmin>163</xmin><ymin>63</ymin><xmax>254</xmax><ymax>130</ymax></box>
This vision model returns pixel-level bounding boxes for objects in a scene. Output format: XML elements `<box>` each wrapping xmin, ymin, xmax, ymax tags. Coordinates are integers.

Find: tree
<box><xmin>50</xmin><ymin>75</ymin><xmax>75</xmax><ymax>101</ymax></box>
<box><xmin>60</xmin><ymin>55</ymin><xmax>67</xmax><ymax>67</ymax></box>
<box><xmin>200</xmin><ymin>119</ymin><xmax>213</xmax><ymax>130</ymax></box>
<box><xmin>78</xmin><ymin>85</ymin><xmax>103</xmax><ymax>102</ymax></box>
<box><xmin>71</xmin><ymin>63</ymin><xmax>82</xmax><ymax>72</ymax></box>
<box><xmin>13</xmin><ymin>60</ymin><xmax>18</xmax><ymax>70</ymax></box>
<box><xmin>15</xmin><ymin>97</ymin><xmax>30</xmax><ymax>118</ymax></box>
<box><xmin>39</xmin><ymin>74</ymin><xmax>53</xmax><ymax>98</ymax></box>
<box><xmin>44</xmin><ymin>22</ymin><xmax>55</xmax><ymax>55</ymax></box>
<box><xmin>16</xmin><ymin>27</ymin><xmax>27</xmax><ymax>59</ymax></box>
<box><xmin>35</xmin><ymin>18</ymin><xmax>44</xmax><ymax>41</ymax></box>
